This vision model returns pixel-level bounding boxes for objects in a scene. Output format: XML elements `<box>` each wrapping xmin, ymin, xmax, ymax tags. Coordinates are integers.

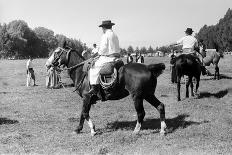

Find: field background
<box><xmin>0</xmin><ymin>56</ymin><xmax>232</xmax><ymax>154</ymax></box>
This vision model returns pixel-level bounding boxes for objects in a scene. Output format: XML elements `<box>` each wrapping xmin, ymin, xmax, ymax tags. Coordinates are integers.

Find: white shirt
<box><xmin>26</xmin><ymin>59</ymin><xmax>33</xmax><ymax>69</ymax></box>
<box><xmin>91</xmin><ymin>47</ymin><xmax>98</xmax><ymax>55</ymax></box>
<box><xmin>82</xmin><ymin>50</ymin><xmax>87</xmax><ymax>56</ymax></box>
<box><xmin>177</xmin><ymin>35</ymin><xmax>198</xmax><ymax>49</ymax></box>
<box><xmin>98</xmin><ymin>29</ymin><xmax>120</xmax><ymax>56</ymax></box>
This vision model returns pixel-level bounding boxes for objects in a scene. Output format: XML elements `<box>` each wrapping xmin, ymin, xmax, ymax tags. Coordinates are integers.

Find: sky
<box><xmin>0</xmin><ymin>0</ymin><xmax>231</xmax><ymax>48</ymax></box>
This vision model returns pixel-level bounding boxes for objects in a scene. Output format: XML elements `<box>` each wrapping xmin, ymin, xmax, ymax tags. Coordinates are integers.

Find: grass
<box><xmin>0</xmin><ymin>56</ymin><xmax>232</xmax><ymax>154</ymax></box>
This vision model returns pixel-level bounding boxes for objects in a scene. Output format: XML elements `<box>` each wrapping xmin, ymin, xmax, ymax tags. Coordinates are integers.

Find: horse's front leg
<box><xmin>75</xmin><ymin>96</ymin><xmax>96</xmax><ymax>136</ymax></box>
<box><xmin>177</xmin><ymin>76</ymin><xmax>181</xmax><ymax>101</ymax></box>
<box><xmin>216</xmin><ymin>66</ymin><xmax>220</xmax><ymax>80</ymax></box>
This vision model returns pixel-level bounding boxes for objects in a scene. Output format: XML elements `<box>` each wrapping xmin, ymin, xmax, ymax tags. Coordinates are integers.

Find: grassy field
<box><xmin>0</xmin><ymin>56</ymin><xmax>232</xmax><ymax>154</ymax></box>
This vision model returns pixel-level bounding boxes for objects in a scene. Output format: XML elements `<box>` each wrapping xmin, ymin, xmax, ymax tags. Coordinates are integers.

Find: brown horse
<box><xmin>50</xmin><ymin>47</ymin><xmax>167</xmax><ymax>136</ymax></box>
<box><xmin>200</xmin><ymin>49</ymin><xmax>223</xmax><ymax>80</ymax></box>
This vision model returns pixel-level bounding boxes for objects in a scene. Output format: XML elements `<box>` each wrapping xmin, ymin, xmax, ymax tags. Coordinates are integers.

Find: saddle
<box><xmin>99</xmin><ymin>60</ymin><xmax>124</xmax><ymax>90</ymax></box>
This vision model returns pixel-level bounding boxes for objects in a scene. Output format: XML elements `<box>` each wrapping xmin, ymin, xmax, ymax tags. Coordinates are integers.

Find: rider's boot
<box><xmin>88</xmin><ymin>84</ymin><xmax>100</xmax><ymax>96</ymax></box>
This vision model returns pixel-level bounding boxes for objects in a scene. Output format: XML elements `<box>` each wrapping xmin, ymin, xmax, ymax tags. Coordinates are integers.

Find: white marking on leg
<box><xmin>160</xmin><ymin>121</ymin><xmax>167</xmax><ymax>135</ymax></box>
<box><xmin>26</xmin><ymin>74</ymin><xmax>30</xmax><ymax>87</ymax></box>
<box><xmin>86</xmin><ymin>118</ymin><xmax>96</xmax><ymax>136</ymax></box>
<box><xmin>133</xmin><ymin>121</ymin><xmax>141</xmax><ymax>134</ymax></box>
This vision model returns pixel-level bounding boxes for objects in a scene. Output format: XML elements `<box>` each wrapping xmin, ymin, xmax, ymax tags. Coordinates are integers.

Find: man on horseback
<box><xmin>88</xmin><ymin>20</ymin><xmax>121</xmax><ymax>95</ymax></box>
<box><xmin>171</xmin><ymin>28</ymin><xmax>207</xmax><ymax>75</ymax></box>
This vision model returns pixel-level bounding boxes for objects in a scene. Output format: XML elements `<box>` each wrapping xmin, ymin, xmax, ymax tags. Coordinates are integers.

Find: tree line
<box><xmin>196</xmin><ymin>8</ymin><xmax>232</xmax><ymax>52</ymax></box>
<box><xmin>0</xmin><ymin>20</ymin><xmax>86</xmax><ymax>59</ymax></box>
<box><xmin>124</xmin><ymin>8</ymin><xmax>232</xmax><ymax>55</ymax></box>
<box><xmin>0</xmin><ymin>8</ymin><xmax>231</xmax><ymax>59</ymax></box>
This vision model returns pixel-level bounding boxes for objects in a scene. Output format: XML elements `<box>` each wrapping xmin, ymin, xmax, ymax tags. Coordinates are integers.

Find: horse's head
<box><xmin>49</xmin><ymin>47</ymin><xmax>70</xmax><ymax>67</ymax></box>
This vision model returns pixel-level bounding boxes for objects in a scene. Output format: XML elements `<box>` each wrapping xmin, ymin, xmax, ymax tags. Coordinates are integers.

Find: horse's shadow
<box><xmin>99</xmin><ymin>114</ymin><xmax>207</xmax><ymax>134</ymax></box>
<box><xmin>220</xmin><ymin>74</ymin><xmax>232</xmax><ymax>79</ymax></box>
<box><xmin>202</xmin><ymin>74</ymin><xmax>232</xmax><ymax>81</ymax></box>
<box><xmin>0</xmin><ymin>118</ymin><xmax>19</xmax><ymax>125</ymax></box>
<box><xmin>60</xmin><ymin>83</ymin><xmax>74</xmax><ymax>88</ymax></box>
<box><xmin>198</xmin><ymin>89</ymin><xmax>229</xmax><ymax>99</ymax></box>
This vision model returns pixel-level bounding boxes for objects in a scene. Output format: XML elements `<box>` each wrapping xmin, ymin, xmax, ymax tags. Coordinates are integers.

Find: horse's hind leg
<box><xmin>144</xmin><ymin>94</ymin><xmax>166</xmax><ymax>135</ymax></box>
<box><xmin>190</xmin><ymin>78</ymin><xmax>194</xmax><ymax>97</ymax></box>
<box><xmin>132</xmin><ymin>95</ymin><xmax>145</xmax><ymax>134</ymax></box>
<box><xmin>177</xmin><ymin>75</ymin><xmax>181</xmax><ymax>101</ymax></box>
<box><xmin>194</xmin><ymin>77</ymin><xmax>200</xmax><ymax>97</ymax></box>
<box><xmin>185</xmin><ymin>76</ymin><xmax>192</xmax><ymax>98</ymax></box>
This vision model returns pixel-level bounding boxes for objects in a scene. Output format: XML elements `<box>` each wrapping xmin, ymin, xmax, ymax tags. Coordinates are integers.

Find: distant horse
<box><xmin>173</xmin><ymin>54</ymin><xmax>202</xmax><ymax>101</ymax></box>
<box><xmin>200</xmin><ymin>49</ymin><xmax>223</xmax><ymax>80</ymax></box>
<box><xmin>50</xmin><ymin>47</ymin><xmax>167</xmax><ymax>136</ymax></box>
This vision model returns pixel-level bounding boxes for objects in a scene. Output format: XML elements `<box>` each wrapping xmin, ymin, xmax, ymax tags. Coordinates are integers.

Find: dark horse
<box><xmin>173</xmin><ymin>54</ymin><xmax>202</xmax><ymax>101</ymax></box>
<box><xmin>50</xmin><ymin>47</ymin><xmax>167</xmax><ymax>136</ymax></box>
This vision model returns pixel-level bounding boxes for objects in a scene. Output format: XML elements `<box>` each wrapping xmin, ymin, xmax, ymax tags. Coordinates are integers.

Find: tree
<box><xmin>127</xmin><ymin>46</ymin><xmax>134</xmax><ymax>54</ymax></box>
<box><xmin>34</xmin><ymin>27</ymin><xmax>58</xmax><ymax>51</ymax></box>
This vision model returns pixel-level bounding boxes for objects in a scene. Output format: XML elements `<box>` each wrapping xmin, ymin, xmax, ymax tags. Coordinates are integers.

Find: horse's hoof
<box><xmin>177</xmin><ymin>98</ymin><xmax>181</xmax><ymax>101</ymax></box>
<box><xmin>91</xmin><ymin>131</ymin><xmax>97</xmax><ymax>136</ymax></box>
<box><xmin>160</xmin><ymin>131</ymin><xmax>166</xmax><ymax>136</ymax></box>
<box><xmin>74</xmin><ymin>128</ymin><xmax>82</xmax><ymax>134</ymax></box>
<box><xmin>133</xmin><ymin>130</ymin><xmax>140</xmax><ymax>135</ymax></box>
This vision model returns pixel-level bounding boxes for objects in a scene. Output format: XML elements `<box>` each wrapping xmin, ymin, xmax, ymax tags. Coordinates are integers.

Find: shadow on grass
<box><xmin>101</xmin><ymin>114</ymin><xmax>208</xmax><ymax>134</ymax></box>
<box><xmin>0</xmin><ymin>92</ymin><xmax>9</xmax><ymax>94</ymax></box>
<box><xmin>198</xmin><ymin>89</ymin><xmax>229</xmax><ymax>99</ymax></box>
<box><xmin>60</xmin><ymin>83</ymin><xmax>74</xmax><ymax>88</ymax></box>
<box><xmin>0</xmin><ymin>118</ymin><xmax>19</xmax><ymax>125</ymax></box>
<box><xmin>201</xmin><ymin>74</ymin><xmax>232</xmax><ymax>81</ymax></box>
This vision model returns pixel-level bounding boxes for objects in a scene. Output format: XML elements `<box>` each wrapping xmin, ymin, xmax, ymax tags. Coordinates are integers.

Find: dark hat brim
<box><xmin>185</xmin><ymin>30</ymin><xmax>194</xmax><ymax>32</ymax></box>
<box><xmin>99</xmin><ymin>23</ymin><xmax>115</xmax><ymax>27</ymax></box>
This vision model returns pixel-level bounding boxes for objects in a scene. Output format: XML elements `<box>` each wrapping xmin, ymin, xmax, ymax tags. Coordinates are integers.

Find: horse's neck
<box><xmin>67</xmin><ymin>52</ymin><xmax>85</xmax><ymax>85</ymax></box>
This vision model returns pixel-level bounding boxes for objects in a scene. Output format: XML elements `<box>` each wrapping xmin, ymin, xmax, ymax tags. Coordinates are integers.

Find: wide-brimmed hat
<box><xmin>185</xmin><ymin>28</ymin><xmax>194</xmax><ymax>34</ymax></box>
<box><xmin>99</xmin><ymin>20</ymin><xmax>115</xmax><ymax>27</ymax></box>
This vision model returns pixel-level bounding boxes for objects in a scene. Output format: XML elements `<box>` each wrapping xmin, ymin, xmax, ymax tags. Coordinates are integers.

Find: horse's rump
<box><xmin>147</xmin><ymin>63</ymin><xmax>165</xmax><ymax>78</ymax></box>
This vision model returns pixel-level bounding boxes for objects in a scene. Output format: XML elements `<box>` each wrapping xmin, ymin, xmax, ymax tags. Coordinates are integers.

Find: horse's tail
<box><xmin>147</xmin><ymin>63</ymin><xmax>165</xmax><ymax>78</ymax></box>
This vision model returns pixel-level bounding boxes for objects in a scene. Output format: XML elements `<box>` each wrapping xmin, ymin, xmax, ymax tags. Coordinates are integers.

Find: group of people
<box><xmin>26</xmin><ymin>54</ymin><xmax>61</xmax><ymax>89</ymax></box>
<box><xmin>26</xmin><ymin>20</ymin><xmax>206</xmax><ymax>95</ymax></box>
<box><xmin>127</xmin><ymin>53</ymin><xmax>144</xmax><ymax>64</ymax></box>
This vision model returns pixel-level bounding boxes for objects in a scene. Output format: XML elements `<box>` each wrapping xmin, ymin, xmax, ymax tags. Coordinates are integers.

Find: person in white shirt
<box><xmin>91</xmin><ymin>43</ymin><xmax>98</xmax><ymax>57</ymax></box>
<box><xmin>171</xmin><ymin>28</ymin><xmax>206</xmax><ymax>75</ymax></box>
<box><xmin>89</xmin><ymin>20</ymin><xmax>121</xmax><ymax>95</ymax></box>
<box><xmin>26</xmin><ymin>57</ymin><xmax>36</xmax><ymax>86</ymax></box>
<box><xmin>174</xmin><ymin>28</ymin><xmax>198</xmax><ymax>54</ymax></box>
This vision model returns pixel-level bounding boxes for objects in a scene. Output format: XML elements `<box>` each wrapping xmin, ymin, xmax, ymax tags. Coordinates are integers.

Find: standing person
<box><xmin>198</xmin><ymin>39</ymin><xmax>206</xmax><ymax>57</ymax></box>
<box><xmin>170</xmin><ymin>50</ymin><xmax>177</xmax><ymax>83</ymax></box>
<box><xmin>91</xmin><ymin>43</ymin><xmax>98</xmax><ymax>57</ymax></box>
<box><xmin>45</xmin><ymin>50</ymin><xmax>61</xmax><ymax>89</ymax></box>
<box><xmin>89</xmin><ymin>20</ymin><xmax>121</xmax><ymax>95</ymax></box>
<box><xmin>170</xmin><ymin>28</ymin><xmax>206</xmax><ymax>75</ymax></box>
<box><xmin>126</xmin><ymin>53</ymin><xmax>133</xmax><ymax>64</ymax></box>
<box><xmin>26</xmin><ymin>57</ymin><xmax>36</xmax><ymax>86</ymax></box>
<box><xmin>45</xmin><ymin>65</ymin><xmax>61</xmax><ymax>89</ymax></box>
<box><xmin>137</xmin><ymin>53</ymin><xmax>144</xmax><ymax>63</ymax></box>
<box><xmin>82</xmin><ymin>43</ymin><xmax>88</xmax><ymax>58</ymax></box>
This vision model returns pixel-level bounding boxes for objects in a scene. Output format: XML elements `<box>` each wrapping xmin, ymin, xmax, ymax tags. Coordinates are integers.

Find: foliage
<box><xmin>196</xmin><ymin>8</ymin><xmax>232</xmax><ymax>51</ymax></box>
<box><xmin>0</xmin><ymin>20</ymin><xmax>86</xmax><ymax>59</ymax></box>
